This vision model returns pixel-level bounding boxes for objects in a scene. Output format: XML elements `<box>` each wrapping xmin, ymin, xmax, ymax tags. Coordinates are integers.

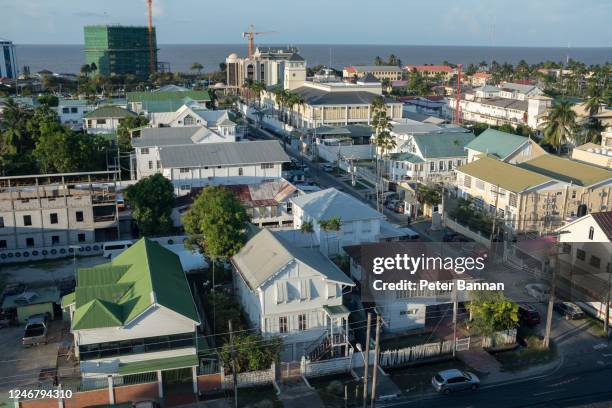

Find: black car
<box><xmin>553</xmin><ymin>302</ymin><xmax>585</xmax><ymax>320</ymax></box>
<box><xmin>518</xmin><ymin>303</ymin><xmax>541</xmax><ymax>326</ymax></box>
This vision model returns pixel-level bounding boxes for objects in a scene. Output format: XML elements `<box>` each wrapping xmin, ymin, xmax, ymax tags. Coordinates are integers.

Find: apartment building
<box><xmin>62</xmin><ymin>238</ymin><xmax>200</xmax><ymax>396</ymax></box>
<box><xmin>232</xmin><ymin>229</ymin><xmax>354</xmax><ymax>362</ymax></box>
<box><xmin>571</xmin><ymin>129</ymin><xmax>612</xmax><ymax>169</ymax></box>
<box><xmin>343</xmin><ymin>65</ymin><xmax>403</xmax><ymax>81</ymax></box>
<box><xmin>148</xmin><ymin>104</ymin><xmax>236</xmax><ymax>137</ymax></box>
<box><xmin>55</xmin><ymin>99</ymin><xmax>95</xmax><ymax>131</ymax></box>
<box><xmin>456</xmin><ymin>155</ymin><xmax>612</xmax><ymax>233</ymax></box>
<box><xmin>0</xmin><ymin>171</ymin><xmax>120</xmax><ymax>262</ymax></box>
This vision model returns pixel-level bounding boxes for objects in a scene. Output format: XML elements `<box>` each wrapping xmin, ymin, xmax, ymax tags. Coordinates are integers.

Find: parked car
<box><xmin>22</xmin><ymin>314</ymin><xmax>49</xmax><ymax>347</ymax></box>
<box><xmin>432</xmin><ymin>369</ymin><xmax>480</xmax><ymax>394</ymax></box>
<box><xmin>518</xmin><ymin>303</ymin><xmax>541</xmax><ymax>326</ymax></box>
<box><xmin>525</xmin><ymin>283</ymin><xmax>550</xmax><ymax>302</ymax></box>
<box><xmin>323</xmin><ymin>164</ymin><xmax>334</xmax><ymax>172</ymax></box>
<box><xmin>134</xmin><ymin>401</ymin><xmax>160</xmax><ymax>408</ymax></box>
<box><xmin>554</xmin><ymin>302</ymin><xmax>585</xmax><ymax>320</ymax></box>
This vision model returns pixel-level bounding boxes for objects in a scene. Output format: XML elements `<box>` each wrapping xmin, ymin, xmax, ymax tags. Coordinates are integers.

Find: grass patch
<box><xmin>310</xmin><ymin>375</ymin><xmax>360</xmax><ymax>408</ymax></box>
<box><xmin>494</xmin><ymin>334</ymin><xmax>556</xmax><ymax>372</ymax></box>
<box><xmin>583</xmin><ymin>315</ymin><xmax>608</xmax><ymax>337</ymax></box>
<box><xmin>380</xmin><ymin>333</ymin><xmax>440</xmax><ymax>351</ymax></box>
<box><xmin>237</xmin><ymin>386</ymin><xmax>282</xmax><ymax>408</ymax></box>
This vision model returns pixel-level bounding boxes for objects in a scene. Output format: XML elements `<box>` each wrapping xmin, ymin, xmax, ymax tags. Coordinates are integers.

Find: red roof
<box><xmin>592</xmin><ymin>212</ymin><xmax>612</xmax><ymax>242</ymax></box>
<box><xmin>343</xmin><ymin>66</ymin><xmax>357</xmax><ymax>73</ymax></box>
<box><xmin>405</xmin><ymin>65</ymin><xmax>453</xmax><ymax>73</ymax></box>
<box><xmin>473</xmin><ymin>72</ymin><xmax>491</xmax><ymax>78</ymax></box>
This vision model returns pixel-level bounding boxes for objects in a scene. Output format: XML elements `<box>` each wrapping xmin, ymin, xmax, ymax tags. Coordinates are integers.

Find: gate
<box><xmin>279</xmin><ymin>361</ymin><xmax>301</xmax><ymax>382</ymax></box>
<box><xmin>455</xmin><ymin>337</ymin><xmax>471</xmax><ymax>351</ymax></box>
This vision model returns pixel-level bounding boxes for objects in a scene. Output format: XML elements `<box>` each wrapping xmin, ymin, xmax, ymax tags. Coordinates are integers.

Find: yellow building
<box><xmin>343</xmin><ymin>65</ymin><xmax>403</xmax><ymax>81</ymax></box>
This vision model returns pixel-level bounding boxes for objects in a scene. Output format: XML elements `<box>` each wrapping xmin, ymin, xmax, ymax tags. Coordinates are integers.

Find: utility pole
<box><xmin>362</xmin><ymin>313</ymin><xmax>372</xmax><ymax>408</ymax></box>
<box><xmin>229</xmin><ymin>320</ymin><xmax>238</xmax><ymax>408</ymax></box>
<box><xmin>452</xmin><ymin>283</ymin><xmax>458</xmax><ymax>357</ymax></box>
<box><xmin>370</xmin><ymin>314</ymin><xmax>381</xmax><ymax>408</ymax></box>
<box><xmin>543</xmin><ymin>246</ymin><xmax>559</xmax><ymax>349</ymax></box>
<box><xmin>605</xmin><ymin>262</ymin><xmax>611</xmax><ymax>338</ymax></box>
<box><xmin>490</xmin><ymin>184</ymin><xmax>500</xmax><ymax>243</ymax></box>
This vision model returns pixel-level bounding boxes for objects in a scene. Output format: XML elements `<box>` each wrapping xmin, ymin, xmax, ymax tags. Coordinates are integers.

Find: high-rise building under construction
<box><xmin>84</xmin><ymin>25</ymin><xmax>157</xmax><ymax>78</ymax></box>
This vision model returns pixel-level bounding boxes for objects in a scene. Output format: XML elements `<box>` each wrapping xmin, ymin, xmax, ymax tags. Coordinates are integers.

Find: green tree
<box><xmin>36</xmin><ymin>95</ymin><xmax>59</xmax><ymax>107</ymax></box>
<box><xmin>80</xmin><ymin>64</ymin><xmax>92</xmax><ymax>78</ymax></box>
<box><xmin>183</xmin><ymin>186</ymin><xmax>248</xmax><ymax>259</ymax></box>
<box><xmin>467</xmin><ymin>291</ymin><xmax>518</xmax><ymax>337</ymax></box>
<box><xmin>585</xmin><ymin>85</ymin><xmax>604</xmax><ymax>117</ymax></box>
<box><xmin>541</xmin><ymin>100</ymin><xmax>577</xmax><ymax>154</ymax></box>
<box><xmin>218</xmin><ymin>333</ymin><xmax>282</xmax><ymax>373</ymax></box>
<box><xmin>124</xmin><ymin>174</ymin><xmax>175</xmax><ymax>236</ymax></box>
<box><xmin>190</xmin><ymin>62</ymin><xmax>204</xmax><ymax>77</ymax></box>
<box><xmin>318</xmin><ymin>216</ymin><xmax>341</xmax><ymax>256</ymax></box>
<box><xmin>117</xmin><ymin>115</ymin><xmax>149</xmax><ymax>152</ymax></box>
<box><xmin>300</xmin><ymin>220</ymin><xmax>315</xmax><ymax>248</ymax></box>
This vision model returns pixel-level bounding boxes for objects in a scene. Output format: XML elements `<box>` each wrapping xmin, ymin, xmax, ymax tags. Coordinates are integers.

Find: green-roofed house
<box><xmin>83</xmin><ymin>105</ymin><xmax>137</xmax><ymax>135</ymax></box>
<box><xmin>61</xmin><ymin>238</ymin><xmax>200</xmax><ymax>397</ymax></box>
<box><xmin>465</xmin><ymin>128</ymin><xmax>546</xmax><ymax>164</ymax></box>
<box><xmin>456</xmin><ymin>155</ymin><xmax>612</xmax><ymax>233</ymax></box>
<box><xmin>127</xmin><ymin>90</ymin><xmax>211</xmax><ymax>114</ymax></box>
<box><xmin>388</xmin><ymin>130</ymin><xmax>475</xmax><ymax>183</ymax></box>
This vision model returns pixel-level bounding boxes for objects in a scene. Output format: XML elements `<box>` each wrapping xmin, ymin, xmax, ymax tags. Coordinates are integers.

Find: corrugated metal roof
<box><xmin>232</xmin><ymin>229</ymin><xmax>354</xmax><ymax>290</ymax></box>
<box><xmin>127</xmin><ymin>90</ymin><xmax>211</xmax><ymax>103</ymax></box>
<box><xmin>465</xmin><ymin>129</ymin><xmax>528</xmax><ymax>159</ymax></box>
<box><xmin>159</xmin><ymin>140</ymin><xmax>289</xmax><ymax>168</ymax></box>
<box><xmin>291</xmin><ymin>86</ymin><xmax>397</xmax><ymax>106</ymax></box>
<box><xmin>412</xmin><ymin>131</ymin><xmax>475</xmax><ymax>159</ymax></box>
<box><xmin>518</xmin><ymin>155</ymin><xmax>612</xmax><ymax>187</ymax></box>
<box><xmin>592</xmin><ymin>212</ymin><xmax>612</xmax><ymax>242</ymax></box>
<box><xmin>132</xmin><ymin>126</ymin><xmax>229</xmax><ymax>148</ymax></box>
<box><xmin>83</xmin><ymin>105</ymin><xmax>137</xmax><ymax>119</ymax></box>
<box><xmin>290</xmin><ymin>188</ymin><xmax>381</xmax><ymax>222</ymax></box>
<box><xmin>118</xmin><ymin>354</ymin><xmax>198</xmax><ymax>375</ymax></box>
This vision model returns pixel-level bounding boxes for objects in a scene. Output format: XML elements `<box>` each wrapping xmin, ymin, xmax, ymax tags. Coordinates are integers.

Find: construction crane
<box><xmin>242</xmin><ymin>25</ymin><xmax>276</xmax><ymax>58</ymax></box>
<box><xmin>146</xmin><ymin>0</ymin><xmax>156</xmax><ymax>74</ymax></box>
<box><xmin>453</xmin><ymin>64</ymin><xmax>463</xmax><ymax>124</ymax></box>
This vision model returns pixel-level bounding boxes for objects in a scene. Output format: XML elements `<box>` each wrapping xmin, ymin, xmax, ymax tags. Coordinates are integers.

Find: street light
<box><xmin>69</xmin><ymin>245</ymin><xmax>82</xmax><ymax>284</ymax></box>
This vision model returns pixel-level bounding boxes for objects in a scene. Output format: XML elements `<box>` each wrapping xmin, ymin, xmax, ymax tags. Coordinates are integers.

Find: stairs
<box><xmin>304</xmin><ymin>330</ymin><xmax>348</xmax><ymax>361</ymax></box>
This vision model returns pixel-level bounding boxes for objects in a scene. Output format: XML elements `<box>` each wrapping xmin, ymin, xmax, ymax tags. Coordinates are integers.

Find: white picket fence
<box><xmin>379</xmin><ymin>340</ymin><xmax>454</xmax><ymax>368</ymax></box>
<box><xmin>481</xmin><ymin>329</ymin><xmax>517</xmax><ymax>349</ymax></box>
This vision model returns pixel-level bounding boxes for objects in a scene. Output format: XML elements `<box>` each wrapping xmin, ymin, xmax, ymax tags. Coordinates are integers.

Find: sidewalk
<box><xmin>279</xmin><ymin>380</ymin><xmax>325</xmax><ymax>408</ymax></box>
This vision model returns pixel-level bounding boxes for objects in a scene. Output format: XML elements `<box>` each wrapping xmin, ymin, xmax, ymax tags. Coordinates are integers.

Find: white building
<box><xmin>158</xmin><ymin>140</ymin><xmax>289</xmax><ymax>195</ymax></box>
<box><xmin>231</xmin><ymin>229</ymin><xmax>354</xmax><ymax>361</ymax></box>
<box><xmin>0</xmin><ymin>40</ymin><xmax>17</xmax><ymax>79</ymax></box>
<box><xmin>149</xmin><ymin>104</ymin><xmax>237</xmax><ymax>137</ymax></box>
<box><xmin>388</xmin><ymin>128</ymin><xmax>475</xmax><ymax>183</ymax></box>
<box><xmin>83</xmin><ymin>105</ymin><xmax>137</xmax><ymax>135</ymax></box>
<box><xmin>55</xmin><ymin>99</ymin><xmax>96</xmax><ymax>131</ymax></box>
<box><xmin>61</xmin><ymin>238</ymin><xmax>201</xmax><ymax>396</ymax></box>
<box><xmin>132</xmin><ymin>126</ymin><xmax>237</xmax><ymax>180</ymax></box>
<box><xmin>291</xmin><ymin>188</ymin><xmax>383</xmax><ymax>256</ymax></box>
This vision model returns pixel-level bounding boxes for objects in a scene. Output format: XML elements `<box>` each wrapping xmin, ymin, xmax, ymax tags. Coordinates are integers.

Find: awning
<box><xmin>323</xmin><ymin>305</ymin><xmax>351</xmax><ymax>318</ymax></box>
<box><xmin>118</xmin><ymin>354</ymin><xmax>198</xmax><ymax>375</ymax></box>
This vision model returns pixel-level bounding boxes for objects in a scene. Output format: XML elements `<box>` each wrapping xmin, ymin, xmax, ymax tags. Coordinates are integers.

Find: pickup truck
<box><xmin>22</xmin><ymin>314</ymin><xmax>49</xmax><ymax>347</ymax></box>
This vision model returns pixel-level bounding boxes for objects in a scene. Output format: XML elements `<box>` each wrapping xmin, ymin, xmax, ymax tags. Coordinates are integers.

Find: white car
<box><xmin>525</xmin><ymin>283</ymin><xmax>550</xmax><ymax>302</ymax></box>
<box><xmin>323</xmin><ymin>164</ymin><xmax>334</xmax><ymax>172</ymax></box>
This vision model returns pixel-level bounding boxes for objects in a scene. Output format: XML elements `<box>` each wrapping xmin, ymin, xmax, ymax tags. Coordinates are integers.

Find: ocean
<box><xmin>14</xmin><ymin>43</ymin><xmax>612</xmax><ymax>75</ymax></box>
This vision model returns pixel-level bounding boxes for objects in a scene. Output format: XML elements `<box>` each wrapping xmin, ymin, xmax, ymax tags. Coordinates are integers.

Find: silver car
<box><xmin>432</xmin><ymin>369</ymin><xmax>480</xmax><ymax>394</ymax></box>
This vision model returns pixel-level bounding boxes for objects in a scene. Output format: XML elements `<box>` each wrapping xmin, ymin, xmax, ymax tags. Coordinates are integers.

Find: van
<box><xmin>102</xmin><ymin>240</ymin><xmax>134</xmax><ymax>259</ymax></box>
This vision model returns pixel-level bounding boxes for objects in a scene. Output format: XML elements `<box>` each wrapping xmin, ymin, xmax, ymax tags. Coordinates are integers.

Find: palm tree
<box><xmin>190</xmin><ymin>62</ymin><xmax>204</xmax><ymax>77</ymax></box>
<box><xmin>370</xmin><ymin>96</ymin><xmax>395</xmax><ymax>212</ymax></box>
<box><xmin>374</xmin><ymin>56</ymin><xmax>384</xmax><ymax>66</ymax></box>
<box><xmin>541</xmin><ymin>100</ymin><xmax>578</xmax><ymax>154</ymax></box>
<box><xmin>80</xmin><ymin>64</ymin><xmax>92</xmax><ymax>78</ymax></box>
<box><xmin>318</xmin><ymin>217</ymin><xmax>342</xmax><ymax>256</ymax></box>
<box><xmin>250</xmin><ymin>81</ymin><xmax>266</xmax><ymax>109</ymax></box>
<box><xmin>585</xmin><ymin>86</ymin><xmax>604</xmax><ymax>117</ymax></box>
<box><xmin>285</xmin><ymin>92</ymin><xmax>300</xmax><ymax>127</ymax></box>
<box><xmin>300</xmin><ymin>220</ymin><xmax>315</xmax><ymax>248</ymax></box>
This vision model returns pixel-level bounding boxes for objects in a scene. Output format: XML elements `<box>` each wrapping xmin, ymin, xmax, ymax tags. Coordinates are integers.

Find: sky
<box><xmin>1</xmin><ymin>0</ymin><xmax>611</xmax><ymax>47</ymax></box>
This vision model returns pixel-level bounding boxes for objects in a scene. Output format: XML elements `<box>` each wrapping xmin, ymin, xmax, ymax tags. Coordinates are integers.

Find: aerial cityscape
<box><xmin>0</xmin><ymin>1</ymin><xmax>611</xmax><ymax>407</ymax></box>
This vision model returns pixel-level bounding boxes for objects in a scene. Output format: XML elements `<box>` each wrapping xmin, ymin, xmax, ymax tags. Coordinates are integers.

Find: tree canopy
<box><xmin>218</xmin><ymin>333</ymin><xmax>282</xmax><ymax>373</ymax></box>
<box><xmin>467</xmin><ymin>291</ymin><xmax>518</xmax><ymax>336</ymax></box>
<box><xmin>124</xmin><ymin>174</ymin><xmax>175</xmax><ymax>236</ymax></box>
<box><xmin>183</xmin><ymin>186</ymin><xmax>249</xmax><ymax>259</ymax></box>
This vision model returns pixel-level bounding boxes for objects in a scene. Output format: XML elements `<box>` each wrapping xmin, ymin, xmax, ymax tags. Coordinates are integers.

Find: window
<box><xmin>475</xmin><ymin>180</ymin><xmax>485</xmax><ymax>190</ymax></box>
<box><xmin>141</xmin><ymin>148</ymin><xmax>149</xmax><ymax>155</ymax></box>
<box><xmin>76</xmin><ymin>211</ymin><xmax>84</xmax><ymax>222</ymax></box>
<box><xmin>590</xmin><ymin>256</ymin><xmax>601</xmax><ymax>268</ymax></box>
<box><xmin>276</xmin><ymin>282</ymin><xmax>287</xmax><ymax>303</ymax></box>
<box><xmin>298</xmin><ymin>314</ymin><xmax>307</xmax><ymax>331</ymax></box>
<box><xmin>62</xmin><ymin>107</ymin><xmax>70</xmax><ymax>113</ymax></box>
<box><xmin>430</xmin><ymin>162</ymin><xmax>435</xmax><ymax>172</ymax></box>
<box><xmin>183</xmin><ymin>115</ymin><xmax>195</xmax><ymax>126</ymax></box>
<box><xmin>51</xmin><ymin>235</ymin><xmax>60</xmax><ymax>245</ymax></box>
<box><xmin>588</xmin><ymin>226</ymin><xmax>595</xmax><ymax>240</ymax></box>
<box><xmin>148</xmin><ymin>161</ymin><xmax>153</xmax><ymax>170</ymax></box>
<box><xmin>438</xmin><ymin>161</ymin><xmax>444</xmax><ymax>171</ymax></box>
<box><xmin>71</xmin><ymin>107</ymin><xmax>78</xmax><ymax>113</ymax></box>
<box><xmin>156</xmin><ymin>160</ymin><xmax>160</xmax><ymax>169</ymax></box>
<box><xmin>261</xmin><ymin>163</ymin><xmax>274</xmax><ymax>169</ymax></box>
<box><xmin>463</xmin><ymin>175</ymin><xmax>472</xmax><ymax>188</ymax></box>
<box><xmin>0</xmin><ymin>240</ymin><xmax>6</xmax><ymax>248</ymax></box>
<box><xmin>576</xmin><ymin>249</ymin><xmax>586</xmax><ymax>261</ymax></box>
<box><xmin>26</xmin><ymin>238</ymin><xmax>35</xmax><ymax>247</ymax></box>
<box><xmin>238</xmin><ymin>167</ymin><xmax>243</xmax><ymax>176</ymax></box>
<box><xmin>49</xmin><ymin>213</ymin><xmax>58</xmax><ymax>224</ymax></box>
<box><xmin>509</xmin><ymin>193</ymin><xmax>518</xmax><ymax>208</ymax></box>
<box><xmin>448</xmin><ymin>160</ymin><xmax>453</xmax><ymax>170</ymax></box>
<box><xmin>279</xmin><ymin>317</ymin><xmax>288</xmax><ymax>334</ymax></box>
<box><xmin>0</xmin><ymin>216</ymin><xmax>3</xmax><ymax>228</ymax></box>
<box><xmin>562</xmin><ymin>243</ymin><xmax>571</xmax><ymax>254</ymax></box>
<box><xmin>23</xmin><ymin>215</ymin><xmax>32</xmax><ymax>226</ymax></box>
<box><xmin>179</xmin><ymin>168</ymin><xmax>190</xmax><ymax>173</ymax></box>
<box><xmin>96</xmin><ymin>119</ymin><xmax>107</xmax><ymax>125</ymax></box>
<box><xmin>571</xmin><ymin>191</ymin><xmax>576</xmax><ymax>199</ymax></box>
<box><xmin>180</xmin><ymin>185</ymin><xmax>191</xmax><ymax>191</ymax></box>
<box><xmin>78</xmin><ymin>233</ymin><xmax>86</xmax><ymax>243</ymax></box>
<box><xmin>299</xmin><ymin>279</ymin><xmax>310</xmax><ymax>300</ymax></box>
<box><xmin>327</xmin><ymin>283</ymin><xmax>337</xmax><ymax>299</ymax></box>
